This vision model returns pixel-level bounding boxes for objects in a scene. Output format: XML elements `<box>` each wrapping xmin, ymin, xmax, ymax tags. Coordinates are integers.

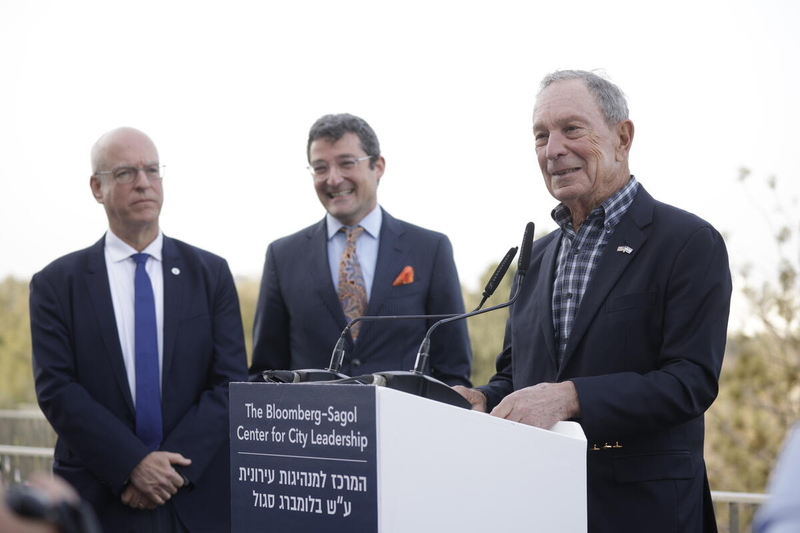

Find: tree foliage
<box><xmin>0</xmin><ymin>277</ymin><xmax>37</xmax><ymax>408</ymax></box>
<box><xmin>705</xmin><ymin>169</ymin><xmax>800</xmax><ymax>493</ymax></box>
<box><xmin>462</xmin><ymin>265</ymin><xmax>516</xmax><ymax>387</ymax></box>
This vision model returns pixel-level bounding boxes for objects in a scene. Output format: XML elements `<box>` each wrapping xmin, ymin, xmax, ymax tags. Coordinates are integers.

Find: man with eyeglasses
<box><xmin>250</xmin><ymin>113</ymin><xmax>472</xmax><ymax>386</ymax></box>
<box><xmin>30</xmin><ymin>127</ymin><xmax>248</xmax><ymax>532</ymax></box>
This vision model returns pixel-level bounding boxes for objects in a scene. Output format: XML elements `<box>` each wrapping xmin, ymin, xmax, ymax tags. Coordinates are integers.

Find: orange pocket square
<box><xmin>392</xmin><ymin>266</ymin><xmax>415</xmax><ymax>286</ymax></box>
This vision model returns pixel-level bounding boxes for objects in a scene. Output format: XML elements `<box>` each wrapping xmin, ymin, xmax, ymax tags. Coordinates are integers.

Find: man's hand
<box><xmin>453</xmin><ymin>386</ymin><xmax>488</xmax><ymax>412</ymax></box>
<box><xmin>128</xmin><ymin>452</ymin><xmax>191</xmax><ymax>506</ymax></box>
<box><xmin>121</xmin><ymin>485</ymin><xmax>158</xmax><ymax>510</ymax></box>
<box><xmin>490</xmin><ymin>382</ymin><xmax>581</xmax><ymax>429</ymax></box>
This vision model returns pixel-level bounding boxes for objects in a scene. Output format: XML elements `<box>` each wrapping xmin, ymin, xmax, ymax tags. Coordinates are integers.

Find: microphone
<box><xmin>251</xmin><ymin>312</ymin><xmax>464</xmax><ymax>384</ymax></box>
<box><xmin>254</xmin><ymin>226</ymin><xmax>532</xmax><ymax>401</ymax></box>
<box><xmin>350</xmin><ymin>224</ymin><xmax>533</xmax><ymax>409</ymax></box>
<box><xmin>410</xmin><ymin>221</ymin><xmax>535</xmax><ymax>383</ymax></box>
<box><xmin>326</xmin><ymin>244</ymin><xmax>519</xmax><ymax>375</ymax></box>
<box><xmin>518</xmin><ymin>221</ymin><xmax>534</xmax><ymax>276</ymax></box>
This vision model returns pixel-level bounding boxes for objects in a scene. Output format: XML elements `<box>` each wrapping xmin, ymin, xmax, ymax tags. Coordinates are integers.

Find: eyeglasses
<box><xmin>94</xmin><ymin>165</ymin><xmax>166</xmax><ymax>184</ymax></box>
<box><xmin>307</xmin><ymin>156</ymin><xmax>371</xmax><ymax>181</ymax></box>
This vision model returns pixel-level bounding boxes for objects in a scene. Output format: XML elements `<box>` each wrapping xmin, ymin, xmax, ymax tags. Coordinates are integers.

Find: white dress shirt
<box><xmin>104</xmin><ymin>229</ymin><xmax>164</xmax><ymax>401</ymax></box>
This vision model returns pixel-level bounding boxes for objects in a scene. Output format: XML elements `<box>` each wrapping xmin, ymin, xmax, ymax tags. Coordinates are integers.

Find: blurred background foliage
<box><xmin>1</xmin><ymin>171</ymin><xmax>797</xmax><ymax>495</ymax></box>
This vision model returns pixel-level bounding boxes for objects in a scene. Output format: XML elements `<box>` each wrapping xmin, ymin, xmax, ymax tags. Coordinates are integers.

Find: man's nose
<box><xmin>546</xmin><ymin>132</ymin><xmax>569</xmax><ymax>160</ymax></box>
<box><xmin>132</xmin><ymin>168</ymin><xmax>152</xmax><ymax>188</ymax></box>
<box><xmin>325</xmin><ymin>165</ymin><xmax>346</xmax><ymax>185</ymax></box>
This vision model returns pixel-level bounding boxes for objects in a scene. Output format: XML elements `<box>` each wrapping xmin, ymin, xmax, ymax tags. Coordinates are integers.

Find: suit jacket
<box><xmin>480</xmin><ymin>185</ymin><xmax>731</xmax><ymax>533</ymax></box>
<box><xmin>250</xmin><ymin>208</ymin><xmax>472</xmax><ymax>386</ymax></box>
<box><xmin>30</xmin><ymin>235</ymin><xmax>248</xmax><ymax>533</ymax></box>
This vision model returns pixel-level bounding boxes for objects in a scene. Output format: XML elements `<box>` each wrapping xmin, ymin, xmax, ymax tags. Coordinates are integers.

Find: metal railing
<box><xmin>712</xmin><ymin>491</ymin><xmax>769</xmax><ymax>533</ymax></box>
<box><xmin>0</xmin><ymin>409</ymin><xmax>55</xmax><ymax>485</ymax></box>
<box><xmin>1</xmin><ymin>445</ymin><xmax>54</xmax><ymax>485</ymax></box>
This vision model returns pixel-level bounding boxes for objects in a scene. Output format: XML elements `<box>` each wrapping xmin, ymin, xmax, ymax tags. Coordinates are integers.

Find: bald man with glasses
<box><xmin>30</xmin><ymin>127</ymin><xmax>248</xmax><ymax>532</ymax></box>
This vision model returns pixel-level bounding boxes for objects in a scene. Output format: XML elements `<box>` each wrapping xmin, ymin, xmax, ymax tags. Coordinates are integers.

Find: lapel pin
<box><xmin>171</xmin><ymin>267</ymin><xmax>181</xmax><ymax>275</ymax></box>
<box><xmin>616</xmin><ymin>246</ymin><xmax>633</xmax><ymax>254</ymax></box>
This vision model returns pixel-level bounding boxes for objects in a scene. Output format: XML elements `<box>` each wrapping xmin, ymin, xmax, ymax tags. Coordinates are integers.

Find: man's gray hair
<box><xmin>538</xmin><ymin>70</ymin><xmax>629</xmax><ymax>126</ymax></box>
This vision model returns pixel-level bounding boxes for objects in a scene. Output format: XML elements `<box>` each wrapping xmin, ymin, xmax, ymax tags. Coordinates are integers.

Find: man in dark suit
<box><xmin>30</xmin><ymin>127</ymin><xmax>248</xmax><ymax>532</ymax></box>
<box><xmin>456</xmin><ymin>71</ymin><xmax>732</xmax><ymax>532</ymax></box>
<box><xmin>250</xmin><ymin>113</ymin><xmax>471</xmax><ymax>386</ymax></box>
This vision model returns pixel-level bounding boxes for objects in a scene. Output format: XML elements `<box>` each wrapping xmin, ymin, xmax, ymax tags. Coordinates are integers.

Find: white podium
<box><xmin>375</xmin><ymin>386</ymin><xmax>586</xmax><ymax>532</ymax></box>
<box><xmin>229</xmin><ymin>382</ymin><xmax>587</xmax><ymax>532</ymax></box>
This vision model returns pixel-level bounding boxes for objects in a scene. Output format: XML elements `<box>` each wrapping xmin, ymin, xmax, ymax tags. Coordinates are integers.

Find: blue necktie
<box><xmin>132</xmin><ymin>253</ymin><xmax>162</xmax><ymax>450</ymax></box>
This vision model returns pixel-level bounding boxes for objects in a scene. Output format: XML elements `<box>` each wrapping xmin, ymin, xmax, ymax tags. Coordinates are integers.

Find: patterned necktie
<box><xmin>337</xmin><ymin>226</ymin><xmax>368</xmax><ymax>340</ymax></box>
<box><xmin>131</xmin><ymin>253</ymin><xmax>162</xmax><ymax>450</ymax></box>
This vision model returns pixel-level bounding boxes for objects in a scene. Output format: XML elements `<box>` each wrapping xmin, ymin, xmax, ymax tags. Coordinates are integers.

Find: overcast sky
<box><xmin>1</xmin><ymin>0</ymin><xmax>798</xmax><ymax>330</ymax></box>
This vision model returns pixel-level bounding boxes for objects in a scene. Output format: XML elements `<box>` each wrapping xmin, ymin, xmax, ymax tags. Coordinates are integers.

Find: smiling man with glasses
<box><xmin>250</xmin><ymin>113</ymin><xmax>472</xmax><ymax>387</ymax></box>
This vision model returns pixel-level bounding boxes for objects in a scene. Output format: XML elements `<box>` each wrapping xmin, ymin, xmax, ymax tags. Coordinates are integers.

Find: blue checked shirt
<box><xmin>551</xmin><ymin>176</ymin><xmax>639</xmax><ymax>365</ymax></box>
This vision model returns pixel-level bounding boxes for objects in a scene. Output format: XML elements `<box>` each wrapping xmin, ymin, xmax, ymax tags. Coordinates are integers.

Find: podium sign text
<box><xmin>230</xmin><ymin>382</ymin><xmax>378</xmax><ymax>532</ymax></box>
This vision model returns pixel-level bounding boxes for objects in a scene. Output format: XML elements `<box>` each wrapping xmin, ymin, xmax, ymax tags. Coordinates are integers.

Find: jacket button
<box><xmin>351</xmin><ymin>359</ymin><xmax>362</xmax><ymax>367</ymax></box>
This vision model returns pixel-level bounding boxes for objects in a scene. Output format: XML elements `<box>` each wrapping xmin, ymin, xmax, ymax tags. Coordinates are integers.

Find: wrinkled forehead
<box><xmin>533</xmin><ymin>80</ymin><xmax>602</xmax><ymax>128</ymax></box>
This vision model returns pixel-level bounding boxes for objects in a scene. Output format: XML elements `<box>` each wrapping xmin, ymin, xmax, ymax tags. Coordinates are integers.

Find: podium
<box><xmin>230</xmin><ymin>382</ymin><xmax>587</xmax><ymax>532</ymax></box>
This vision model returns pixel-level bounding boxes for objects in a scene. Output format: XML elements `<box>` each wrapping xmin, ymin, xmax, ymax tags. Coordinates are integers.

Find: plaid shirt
<box><xmin>551</xmin><ymin>176</ymin><xmax>639</xmax><ymax>365</ymax></box>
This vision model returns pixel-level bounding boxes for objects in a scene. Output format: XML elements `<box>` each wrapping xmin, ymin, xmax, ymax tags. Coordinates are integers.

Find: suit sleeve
<box><xmin>249</xmin><ymin>243</ymin><xmax>291</xmax><ymax>375</ymax></box>
<box><xmin>160</xmin><ymin>258</ymin><xmax>247</xmax><ymax>483</ymax></box>
<box><xmin>30</xmin><ymin>273</ymin><xmax>151</xmax><ymax>492</ymax></box>
<box><xmin>571</xmin><ymin>226</ymin><xmax>732</xmax><ymax>440</ymax></box>
<box><xmin>426</xmin><ymin>235</ymin><xmax>473</xmax><ymax>387</ymax></box>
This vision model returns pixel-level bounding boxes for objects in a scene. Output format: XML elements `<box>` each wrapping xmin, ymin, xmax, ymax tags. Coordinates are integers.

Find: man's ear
<box><xmin>374</xmin><ymin>155</ymin><xmax>386</xmax><ymax>183</ymax></box>
<box><xmin>615</xmin><ymin>119</ymin><xmax>634</xmax><ymax>162</ymax></box>
<box><xmin>90</xmin><ymin>175</ymin><xmax>104</xmax><ymax>204</ymax></box>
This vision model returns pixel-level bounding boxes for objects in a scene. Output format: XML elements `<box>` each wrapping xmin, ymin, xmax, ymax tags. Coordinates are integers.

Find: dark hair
<box><xmin>538</xmin><ymin>70</ymin><xmax>629</xmax><ymax>126</ymax></box>
<box><xmin>307</xmin><ymin>113</ymin><xmax>381</xmax><ymax>169</ymax></box>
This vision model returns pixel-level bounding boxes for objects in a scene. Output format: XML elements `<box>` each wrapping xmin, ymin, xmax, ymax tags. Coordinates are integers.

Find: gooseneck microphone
<box><xmin>348</xmin><ymin>223</ymin><xmax>534</xmax><ymax>410</ymax></box>
<box><xmin>325</xmin><ymin>313</ymin><xmax>459</xmax><ymax>374</ymax></box>
<box><xmin>476</xmin><ymin>246</ymin><xmax>518</xmax><ymax>311</ymax></box>
<box><xmin>412</xmin><ymin>222</ymin><xmax>535</xmax><ymax>377</ymax></box>
<box><xmin>254</xmin><ymin>221</ymin><xmax>535</xmax><ymax>410</ymax></box>
<box><xmin>252</xmin><ymin>313</ymin><xmax>464</xmax><ymax>384</ymax></box>
<box><xmin>325</xmin><ymin>245</ymin><xmax>520</xmax><ymax>375</ymax></box>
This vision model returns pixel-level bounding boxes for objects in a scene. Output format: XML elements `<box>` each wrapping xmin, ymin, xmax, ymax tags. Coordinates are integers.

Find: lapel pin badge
<box><xmin>616</xmin><ymin>246</ymin><xmax>633</xmax><ymax>254</ymax></box>
<box><xmin>171</xmin><ymin>267</ymin><xmax>181</xmax><ymax>275</ymax></box>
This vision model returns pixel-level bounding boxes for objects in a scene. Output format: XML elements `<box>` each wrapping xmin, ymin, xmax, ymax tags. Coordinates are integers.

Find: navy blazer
<box><xmin>480</xmin><ymin>185</ymin><xmax>731</xmax><ymax>533</ymax></box>
<box><xmin>250</xmin><ymin>209</ymin><xmax>472</xmax><ymax>386</ymax></box>
<box><xmin>30</xmin><ymin>235</ymin><xmax>248</xmax><ymax>533</ymax></box>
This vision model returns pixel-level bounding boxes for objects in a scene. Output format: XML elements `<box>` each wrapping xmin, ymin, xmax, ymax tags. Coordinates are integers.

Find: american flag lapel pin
<box><xmin>616</xmin><ymin>246</ymin><xmax>633</xmax><ymax>254</ymax></box>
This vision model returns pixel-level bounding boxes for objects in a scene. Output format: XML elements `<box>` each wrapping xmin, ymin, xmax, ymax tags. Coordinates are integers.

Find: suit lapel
<box><xmin>365</xmin><ymin>210</ymin><xmax>408</xmax><ymax>318</ymax></box>
<box><xmin>304</xmin><ymin>219</ymin><xmax>349</xmax><ymax>328</ymax></box>
<box><xmin>558</xmin><ymin>186</ymin><xmax>654</xmax><ymax>375</ymax></box>
<box><xmin>85</xmin><ymin>237</ymin><xmax>135</xmax><ymax>413</ymax></box>
<box><xmin>161</xmin><ymin>236</ymin><xmax>183</xmax><ymax>384</ymax></box>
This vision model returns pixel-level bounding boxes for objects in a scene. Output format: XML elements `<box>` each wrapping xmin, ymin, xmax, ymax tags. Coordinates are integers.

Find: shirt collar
<box><xmin>105</xmin><ymin>229</ymin><xmax>164</xmax><ymax>263</ymax></box>
<box><xmin>326</xmin><ymin>205</ymin><xmax>383</xmax><ymax>240</ymax></box>
<box><xmin>551</xmin><ymin>176</ymin><xmax>639</xmax><ymax>231</ymax></box>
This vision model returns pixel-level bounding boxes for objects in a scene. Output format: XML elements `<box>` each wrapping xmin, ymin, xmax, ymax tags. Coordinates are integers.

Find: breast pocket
<box><xmin>387</xmin><ymin>282</ymin><xmax>426</xmax><ymax>299</ymax></box>
<box><xmin>605</xmin><ymin>290</ymin><xmax>662</xmax><ymax>371</ymax></box>
<box><xmin>607</xmin><ymin>291</ymin><xmax>657</xmax><ymax>313</ymax></box>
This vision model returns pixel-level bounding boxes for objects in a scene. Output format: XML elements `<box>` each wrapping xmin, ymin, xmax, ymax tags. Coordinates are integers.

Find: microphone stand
<box><xmin>255</xmin><ymin>222</ymin><xmax>535</xmax><ymax>409</ymax></box>
<box><xmin>357</xmin><ymin>224</ymin><xmax>534</xmax><ymax>409</ymax></box>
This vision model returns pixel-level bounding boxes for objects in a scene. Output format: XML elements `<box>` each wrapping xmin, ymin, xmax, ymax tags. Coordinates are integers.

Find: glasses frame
<box><xmin>307</xmin><ymin>155</ymin><xmax>372</xmax><ymax>181</ymax></box>
<box><xmin>93</xmin><ymin>165</ymin><xmax>166</xmax><ymax>184</ymax></box>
